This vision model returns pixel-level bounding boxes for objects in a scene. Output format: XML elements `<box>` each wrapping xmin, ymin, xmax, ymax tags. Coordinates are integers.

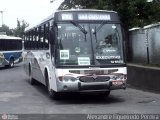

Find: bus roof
<box><xmin>57</xmin><ymin>9</ymin><xmax>117</xmax><ymax>13</ymax></box>
<box><xmin>25</xmin><ymin>9</ymin><xmax>119</xmax><ymax>32</ymax></box>
<box><xmin>0</xmin><ymin>35</ymin><xmax>22</xmax><ymax>40</ymax></box>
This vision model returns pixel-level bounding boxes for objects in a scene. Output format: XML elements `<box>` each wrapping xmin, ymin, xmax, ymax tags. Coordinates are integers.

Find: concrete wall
<box><xmin>129</xmin><ymin>23</ymin><xmax>160</xmax><ymax>65</ymax></box>
<box><xmin>127</xmin><ymin>64</ymin><xmax>160</xmax><ymax>92</ymax></box>
<box><xmin>129</xmin><ymin>29</ymin><xmax>147</xmax><ymax>63</ymax></box>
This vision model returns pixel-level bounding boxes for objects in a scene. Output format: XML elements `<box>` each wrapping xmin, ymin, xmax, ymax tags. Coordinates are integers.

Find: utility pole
<box><xmin>0</xmin><ymin>11</ymin><xmax>4</xmax><ymax>27</ymax></box>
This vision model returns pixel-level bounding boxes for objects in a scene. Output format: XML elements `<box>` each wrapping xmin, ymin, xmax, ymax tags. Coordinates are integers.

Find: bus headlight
<box><xmin>58</xmin><ymin>76</ymin><xmax>78</xmax><ymax>82</ymax></box>
<box><xmin>0</xmin><ymin>53</ymin><xmax>4</xmax><ymax>64</ymax></box>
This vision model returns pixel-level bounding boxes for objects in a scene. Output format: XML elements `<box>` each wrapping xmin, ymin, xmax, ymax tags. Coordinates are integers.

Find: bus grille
<box><xmin>79</xmin><ymin>76</ymin><xmax>110</xmax><ymax>83</ymax></box>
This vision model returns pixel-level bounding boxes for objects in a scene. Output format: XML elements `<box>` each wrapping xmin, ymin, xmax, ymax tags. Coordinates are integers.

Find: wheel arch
<box><xmin>9</xmin><ymin>55</ymin><xmax>14</xmax><ymax>61</ymax></box>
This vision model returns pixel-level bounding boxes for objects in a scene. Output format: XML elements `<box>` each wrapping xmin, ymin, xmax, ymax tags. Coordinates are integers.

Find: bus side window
<box><xmin>31</xmin><ymin>30</ymin><xmax>34</xmax><ymax>50</ymax></box>
<box><xmin>5</xmin><ymin>40</ymin><xmax>8</xmax><ymax>51</ymax></box>
<box><xmin>33</xmin><ymin>29</ymin><xmax>35</xmax><ymax>49</ymax></box>
<box><xmin>38</xmin><ymin>26</ymin><xmax>41</xmax><ymax>49</ymax></box>
<box><xmin>44</xmin><ymin>23</ymin><xmax>49</xmax><ymax>49</ymax></box>
<box><xmin>40</xmin><ymin>26</ymin><xmax>44</xmax><ymax>49</ymax></box>
<box><xmin>35</xmin><ymin>28</ymin><xmax>39</xmax><ymax>49</ymax></box>
<box><xmin>43</xmin><ymin>24</ymin><xmax>45</xmax><ymax>49</ymax></box>
<box><xmin>28</xmin><ymin>32</ymin><xmax>31</xmax><ymax>49</ymax></box>
<box><xmin>26</xmin><ymin>34</ymin><xmax>29</xmax><ymax>50</ymax></box>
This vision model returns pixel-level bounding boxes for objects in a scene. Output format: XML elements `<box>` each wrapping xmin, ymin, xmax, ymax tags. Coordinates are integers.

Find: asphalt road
<box><xmin>0</xmin><ymin>64</ymin><xmax>160</xmax><ymax>119</ymax></box>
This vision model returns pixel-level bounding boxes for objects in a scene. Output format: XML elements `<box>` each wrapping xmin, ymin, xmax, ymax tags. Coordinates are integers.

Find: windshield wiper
<box><xmin>70</xmin><ymin>21</ymin><xmax>87</xmax><ymax>34</ymax></box>
<box><xmin>70</xmin><ymin>21</ymin><xmax>88</xmax><ymax>41</ymax></box>
<box><xmin>93</xmin><ymin>21</ymin><xmax>105</xmax><ymax>35</ymax></box>
<box><xmin>93</xmin><ymin>22</ymin><xmax>105</xmax><ymax>43</ymax></box>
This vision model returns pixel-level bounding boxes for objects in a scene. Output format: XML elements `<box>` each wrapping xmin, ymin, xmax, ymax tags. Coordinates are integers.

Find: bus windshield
<box><xmin>55</xmin><ymin>23</ymin><xmax>124</xmax><ymax>66</ymax></box>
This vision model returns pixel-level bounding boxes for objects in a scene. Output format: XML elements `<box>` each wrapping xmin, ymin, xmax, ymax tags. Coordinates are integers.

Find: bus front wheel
<box><xmin>45</xmin><ymin>71</ymin><xmax>59</xmax><ymax>100</ymax></box>
<box><xmin>29</xmin><ymin>65</ymin><xmax>36</xmax><ymax>85</ymax></box>
<box><xmin>8</xmin><ymin>58</ymin><xmax>14</xmax><ymax>68</ymax></box>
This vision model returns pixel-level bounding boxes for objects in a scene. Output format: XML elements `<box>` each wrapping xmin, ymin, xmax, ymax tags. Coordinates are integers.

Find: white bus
<box><xmin>23</xmin><ymin>9</ymin><xmax>127</xmax><ymax>99</ymax></box>
<box><xmin>0</xmin><ymin>34</ymin><xmax>23</xmax><ymax>68</ymax></box>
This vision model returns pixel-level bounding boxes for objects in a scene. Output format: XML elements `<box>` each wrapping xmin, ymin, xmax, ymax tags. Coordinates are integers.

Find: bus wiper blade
<box><xmin>93</xmin><ymin>21</ymin><xmax>105</xmax><ymax>34</ymax></box>
<box><xmin>70</xmin><ymin>21</ymin><xmax>88</xmax><ymax>34</ymax></box>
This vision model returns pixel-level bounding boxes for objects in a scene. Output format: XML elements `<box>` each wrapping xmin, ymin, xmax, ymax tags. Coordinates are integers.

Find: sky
<box><xmin>0</xmin><ymin>0</ymin><xmax>64</xmax><ymax>28</ymax></box>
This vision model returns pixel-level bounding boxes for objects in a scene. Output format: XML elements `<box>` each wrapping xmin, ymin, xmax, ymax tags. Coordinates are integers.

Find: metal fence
<box><xmin>129</xmin><ymin>23</ymin><xmax>160</xmax><ymax>65</ymax></box>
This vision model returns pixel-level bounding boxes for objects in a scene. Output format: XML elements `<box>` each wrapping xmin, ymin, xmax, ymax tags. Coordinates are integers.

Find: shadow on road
<box><xmin>25</xmin><ymin>79</ymin><xmax>125</xmax><ymax>105</ymax></box>
<box><xmin>0</xmin><ymin>65</ymin><xmax>19</xmax><ymax>70</ymax></box>
<box><xmin>56</xmin><ymin>94</ymin><xmax>125</xmax><ymax>105</ymax></box>
<box><xmin>53</xmin><ymin>95</ymin><xmax>125</xmax><ymax>105</ymax></box>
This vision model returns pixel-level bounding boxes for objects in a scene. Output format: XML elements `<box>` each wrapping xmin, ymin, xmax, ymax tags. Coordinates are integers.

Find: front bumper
<box><xmin>56</xmin><ymin>80</ymin><xmax>126</xmax><ymax>92</ymax></box>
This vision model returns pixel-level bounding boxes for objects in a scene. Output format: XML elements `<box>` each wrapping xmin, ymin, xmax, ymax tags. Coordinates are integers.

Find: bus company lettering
<box><xmin>96</xmin><ymin>56</ymin><xmax>121</xmax><ymax>60</ymax></box>
<box><xmin>111</xmin><ymin>60</ymin><xmax>123</xmax><ymax>64</ymax></box>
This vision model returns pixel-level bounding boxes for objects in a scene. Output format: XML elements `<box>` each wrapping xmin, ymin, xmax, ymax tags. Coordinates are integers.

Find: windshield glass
<box><xmin>55</xmin><ymin>23</ymin><xmax>93</xmax><ymax>65</ymax></box>
<box><xmin>55</xmin><ymin>23</ymin><xmax>124</xmax><ymax>66</ymax></box>
<box><xmin>91</xmin><ymin>24</ymin><xmax>124</xmax><ymax>64</ymax></box>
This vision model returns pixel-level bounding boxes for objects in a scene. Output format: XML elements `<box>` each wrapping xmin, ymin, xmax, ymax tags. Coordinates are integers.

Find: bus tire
<box><xmin>45</xmin><ymin>70</ymin><xmax>59</xmax><ymax>100</ymax></box>
<box><xmin>29</xmin><ymin>64</ymin><xmax>36</xmax><ymax>85</ymax></box>
<box><xmin>8</xmin><ymin>58</ymin><xmax>14</xmax><ymax>68</ymax></box>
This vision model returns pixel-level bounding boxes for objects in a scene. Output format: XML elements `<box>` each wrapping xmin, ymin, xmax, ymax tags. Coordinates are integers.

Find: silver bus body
<box><xmin>23</xmin><ymin>9</ymin><xmax>127</xmax><ymax>98</ymax></box>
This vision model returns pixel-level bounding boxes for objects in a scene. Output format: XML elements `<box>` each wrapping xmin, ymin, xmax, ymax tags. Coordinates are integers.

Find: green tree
<box><xmin>58</xmin><ymin>0</ymin><xmax>106</xmax><ymax>10</ymax></box>
<box><xmin>14</xmin><ymin>19</ymin><xmax>29</xmax><ymax>37</ymax></box>
<box><xmin>0</xmin><ymin>24</ymin><xmax>13</xmax><ymax>35</ymax></box>
<box><xmin>58</xmin><ymin>0</ymin><xmax>86</xmax><ymax>9</ymax></box>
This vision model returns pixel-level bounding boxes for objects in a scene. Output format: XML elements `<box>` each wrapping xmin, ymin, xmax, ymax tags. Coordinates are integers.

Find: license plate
<box><xmin>112</xmin><ymin>81</ymin><xmax>123</xmax><ymax>86</ymax></box>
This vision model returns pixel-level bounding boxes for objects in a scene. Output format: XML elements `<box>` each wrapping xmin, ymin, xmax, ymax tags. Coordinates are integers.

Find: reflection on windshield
<box><xmin>55</xmin><ymin>23</ymin><xmax>124</xmax><ymax>66</ymax></box>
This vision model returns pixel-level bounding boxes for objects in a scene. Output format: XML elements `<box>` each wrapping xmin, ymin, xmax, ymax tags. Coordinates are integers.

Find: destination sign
<box><xmin>60</xmin><ymin>13</ymin><xmax>111</xmax><ymax>21</ymax></box>
<box><xmin>78</xmin><ymin>14</ymin><xmax>111</xmax><ymax>20</ymax></box>
<box><xmin>61</xmin><ymin>13</ymin><xmax>73</xmax><ymax>20</ymax></box>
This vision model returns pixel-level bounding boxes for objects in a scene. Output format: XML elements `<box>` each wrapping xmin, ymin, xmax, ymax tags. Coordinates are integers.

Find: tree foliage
<box><xmin>14</xmin><ymin>19</ymin><xmax>29</xmax><ymax>37</ymax></box>
<box><xmin>0</xmin><ymin>24</ymin><xmax>13</xmax><ymax>35</ymax></box>
<box><xmin>0</xmin><ymin>19</ymin><xmax>29</xmax><ymax>37</ymax></box>
<box><xmin>58</xmin><ymin>0</ymin><xmax>86</xmax><ymax>10</ymax></box>
<box><xmin>107</xmin><ymin>0</ymin><xmax>160</xmax><ymax>28</ymax></box>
